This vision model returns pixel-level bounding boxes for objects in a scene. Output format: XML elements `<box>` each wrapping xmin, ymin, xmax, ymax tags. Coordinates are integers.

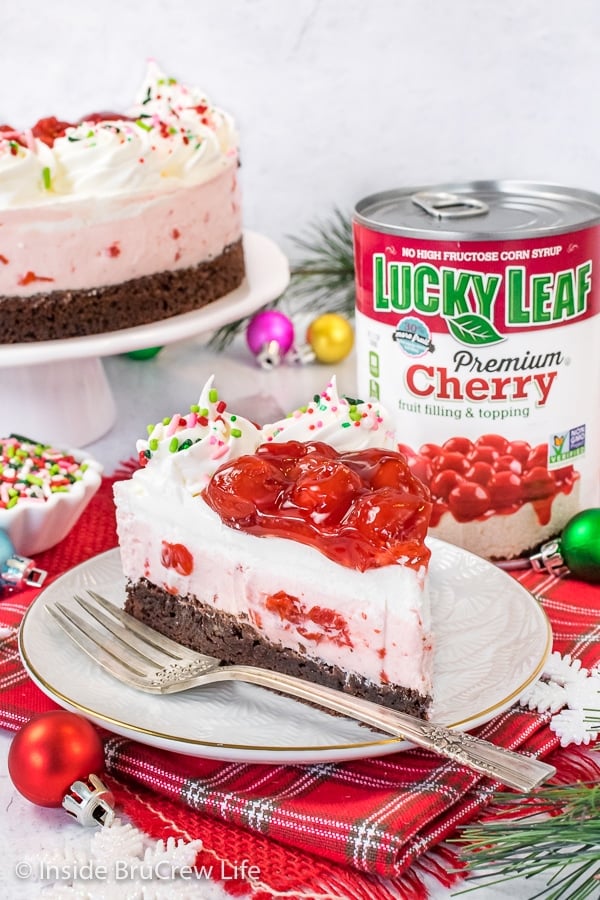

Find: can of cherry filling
<box><xmin>353</xmin><ymin>181</ymin><xmax>600</xmax><ymax>560</ymax></box>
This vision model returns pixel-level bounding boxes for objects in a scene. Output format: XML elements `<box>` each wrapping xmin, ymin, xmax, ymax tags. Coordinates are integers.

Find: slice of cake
<box><xmin>0</xmin><ymin>61</ymin><xmax>243</xmax><ymax>342</ymax></box>
<box><xmin>114</xmin><ymin>378</ymin><xmax>434</xmax><ymax>719</ymax></box>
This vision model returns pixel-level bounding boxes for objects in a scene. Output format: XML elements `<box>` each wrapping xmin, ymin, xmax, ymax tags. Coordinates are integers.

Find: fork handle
<box><xmin>216</xmin><ymin>665</ymin><xmax>555</xmax><ymax>792</ymax></box>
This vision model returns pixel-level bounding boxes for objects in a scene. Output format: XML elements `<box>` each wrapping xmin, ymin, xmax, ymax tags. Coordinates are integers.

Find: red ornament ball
<box><xmin>8</xmin><ymin>711</ymin><xmax>104</xmax><ymax>807</ymax></box>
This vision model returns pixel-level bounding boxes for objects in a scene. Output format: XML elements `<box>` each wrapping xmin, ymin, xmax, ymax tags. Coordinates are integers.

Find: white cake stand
<box><xmin>0</xmin><ymin>231</ymin><xmax>290</xmax><ymax>447</ymax></box>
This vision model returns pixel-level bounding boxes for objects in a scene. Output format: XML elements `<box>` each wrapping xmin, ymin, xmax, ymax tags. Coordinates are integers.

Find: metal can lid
<box><xmin>354</xmin><ymin>180</ymin><xmax>600</xmax><ymax>240</ymax></box>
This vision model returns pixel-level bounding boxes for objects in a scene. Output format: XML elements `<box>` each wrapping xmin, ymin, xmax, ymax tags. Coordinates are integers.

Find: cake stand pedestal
<box><xmin>0</xmin><ymin>231</ymin><xmax>289</xmax><ymax>448</ymax></box>
<box><xmin>0</xmin><ymin>357</ymin><xmax>116</xmax><ymax>447</ymax></box>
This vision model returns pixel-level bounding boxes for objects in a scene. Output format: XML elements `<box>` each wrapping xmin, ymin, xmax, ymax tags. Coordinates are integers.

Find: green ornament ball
<box><xmin>125</xmin><ymin>346</ymin><xmax>163</xmax><ymax>361</ymax></box>
<box><xmin>560</xmin><ymin>508</ymin><xmax>600</xmax><ymax>583</ymax></box>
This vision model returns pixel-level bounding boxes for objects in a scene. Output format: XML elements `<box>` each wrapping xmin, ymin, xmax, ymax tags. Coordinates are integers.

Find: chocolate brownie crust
<box><xmin>1</xmin><ymin>239</ymin><xmax>244</xmax><ymax>343</ymax></box>
<box><xmin>125</xmin><ymin>579</ymin><xmax>432</xmax><ymax>721</ymax></box>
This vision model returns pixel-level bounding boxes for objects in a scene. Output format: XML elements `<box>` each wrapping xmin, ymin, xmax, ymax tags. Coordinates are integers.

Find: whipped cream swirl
<box><xmin>262</xmin><ymin>376</ymin><xmax>397</xmax><ymax>451</ymax></box>
<box><xmin>0</xmin><ymin>61</ymin><xmax>238</xmax><ymax>208</ymax></box>
<box><xmin>136</xmin><ymin>376</ymin><xmax>261</xmax><ymax>495</ymax></box>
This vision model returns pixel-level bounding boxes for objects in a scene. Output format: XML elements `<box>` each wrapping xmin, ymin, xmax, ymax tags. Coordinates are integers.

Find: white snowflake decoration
<box><xmin>519</xmin><ymin>651</ymin><xmax>600</xmax><ymax>747</ymax></box>
<box><xmin>14</xmin><ymin>817</ymin><xmax>232</xmax><ymax>899</ymax></box>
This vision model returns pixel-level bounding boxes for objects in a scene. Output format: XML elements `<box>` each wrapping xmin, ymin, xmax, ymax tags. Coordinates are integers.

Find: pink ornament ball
<box><xmin>246</xmin><ymin>310</ymin><xmax>295</xmax><ymax>356</ymax></box>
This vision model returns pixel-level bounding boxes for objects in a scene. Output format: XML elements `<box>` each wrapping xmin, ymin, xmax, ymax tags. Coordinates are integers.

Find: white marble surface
<box><xmin>0</xmin><ymin>339</ymin><xmax>585</xmax><ymax>899</ymax></box>
<box><xmin>3</xmin><ymin>0</ymin><xmax>600</xmax><ymax>257</ymax></box>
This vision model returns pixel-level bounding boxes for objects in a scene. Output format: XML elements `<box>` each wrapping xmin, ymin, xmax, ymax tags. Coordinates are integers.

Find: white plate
<box><xmin>19</xmin><ymin>541</ymin><xmax>551</xmax><ymax>764</ymax></box>
<box><xmin>0</xmin><ymin>230</ymin><xmax>290</xmax><ymax>366</ymax></box>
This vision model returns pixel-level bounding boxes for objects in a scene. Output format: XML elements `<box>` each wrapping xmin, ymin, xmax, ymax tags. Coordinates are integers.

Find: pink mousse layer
<box><xmin>114</xmin><ymin>487</ymin><xmax>433</xmax><ymax>695</ymax></box>
<box><xmin>0</xmin><ymin>161</ymin><xmax>241</xmax><ymax>297</ymax></box>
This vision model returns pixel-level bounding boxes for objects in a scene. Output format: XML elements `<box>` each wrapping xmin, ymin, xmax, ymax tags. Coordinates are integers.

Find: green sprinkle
<box><xmin>189</xmin><ymin>404</ymin><xmax>200</xmax><ymax>413</ymax></box>
<box><xmin>6</xmin><ymin>446</ymin><xmax>14</xmax><ymax>458</ymax></box>
<box><xmin>230</xmin><ymin>415</ymin><xmax>237</xmax><ymax>422</ymax></box>
<box><xmin>169</xmin><ymin>126</ymin><xmax>178</xmax><ymax>134</ymax></box>
<box><xmin>147</xmin><ymin>424</ymin><xmax>154</xmax><ymax>435</ymax></box>
<box><xmin>7</xmin><ymin>488</ymin><xmax>18</xmax><ymax>497</ymax></box>
<box><xmin>179</xmin><ymin>439</ymin><xmax>192</xmax><ymax>450</ymax></box>
<box><xmin>341</xmin><ymin>422</ymin><xmax>351</xmax><ymax>428</ymax></box>
<box><xmin>136</xmin><ymin>119</ymin><xmax>153</xmax><ymax>132</ymax></box>
<box><xmin>231</xmin><ymin>428</ymin><xmax>242</xmax><ymax>438</ymax></box>
<box><xmin>163</xmin><ymin>417</ymin><xmax>171</xmax><ymax>426</ymax></box>
<box><xmin>25</xmin><ymin>475</ymin><xmax>43</xmax><ymax>486</ymax></box>
<box><xmin>149</xmin><ymin>439</ymin><xmax>159</xmax><ymax>451</ymax></box>
<box><xmin>50</xmin><ymin>486</ymin><xmax>69</xmax><ymax>493</ymax></box>
<box><xmin>42</xmin><ymin>166</ymin><xmax>52</xmax><ymax>190</ymax></box>
<box><xmin>142</xmin><ymin>86</ymin><xmax>152</xmax><ymax>105</ymax></box>
<box><xmin>169</xmin><ymin>437</ymin><xmax>179</xmax><ymax>453</ymax></box>
<box><xmin>199</xmin><ymin>407</ymin><xmax>209</xmax><ymax>417</ymax></box>
<box><xmin>7</xmin><ymin>496</ymin><xmax>18</xmax><ymax>508</ymax></box>
<box><xmin>208</xmin><ymin>389</ymin><xmax>218</xmax><ymax>403</ymax></box>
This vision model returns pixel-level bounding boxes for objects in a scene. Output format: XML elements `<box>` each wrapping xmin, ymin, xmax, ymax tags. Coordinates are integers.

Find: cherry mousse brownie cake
<box><xmin>114</xmin><ymin>377</ymin><xmax>434</xmax><ymax>719</ymax></box>
<box><xmin>0</xmin><ymin>61</ymin><xmax>243</xmax><ymax>342</ymax></box>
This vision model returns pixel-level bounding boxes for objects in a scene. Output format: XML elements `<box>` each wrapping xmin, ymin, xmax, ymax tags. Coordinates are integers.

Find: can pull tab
<box><xmin>411</xmin><ymin>191</ymin><xmax>489</xmax><ymax>219</ymax></box>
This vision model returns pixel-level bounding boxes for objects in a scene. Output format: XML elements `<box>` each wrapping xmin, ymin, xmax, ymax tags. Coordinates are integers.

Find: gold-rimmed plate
<box><xmin>18</xmin><ymin>542</ymin><xmax>551</xmax><ymax>763</ymax></box>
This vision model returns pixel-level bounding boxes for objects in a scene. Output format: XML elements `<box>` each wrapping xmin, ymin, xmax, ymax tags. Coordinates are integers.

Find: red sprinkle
<box><xmin>171</xmin><ymin>228</ymin><xmax>181</xmax><ymax>240</ymax></box>
<box><xmin>0</xmin><ymin>254</ymin><xmax>8</xmax><ymax>265</ymax></box>
<box><xmin>106</xmin><ymin>242</ymin><xmax>121</xmax><ymax>258</ymax></box>
<box><xmin>216</xmin><ymin>401</ymin><xmax>227</xmax><ymax>414</ymax></box>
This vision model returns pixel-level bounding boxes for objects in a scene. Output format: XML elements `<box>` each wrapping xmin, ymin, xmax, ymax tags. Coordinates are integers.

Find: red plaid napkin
<box><xmin>0</xmin><ymin>473</ymin><xmax>599</xmax><ymax>900</ymax></box>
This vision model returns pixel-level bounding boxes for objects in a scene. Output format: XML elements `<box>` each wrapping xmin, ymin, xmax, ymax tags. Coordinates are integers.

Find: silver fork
<box><xmin>46</xmin><ymin>590</ymin><xmax>556</xmax><ymax>792</ymax></box>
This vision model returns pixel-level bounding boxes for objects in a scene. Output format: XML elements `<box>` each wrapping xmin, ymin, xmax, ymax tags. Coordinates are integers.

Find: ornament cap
<box><xmin>62</xmin><ymin>773</ymin><xmax>115</xmax><ymax>828</ymax></box>
<box><xmin>256</xmin><ymin>339</ymin><xmax>284</xmax><ymax>369</ymax></box>
<box><xmin>2</xmin><ymin>554</ymin><xmax>47</xmax><ymax>589</ymax></box>
<box><xmin>530</xmin><ymin>539</ymin><xmax>568</xmax><ymax>577</ymax></box>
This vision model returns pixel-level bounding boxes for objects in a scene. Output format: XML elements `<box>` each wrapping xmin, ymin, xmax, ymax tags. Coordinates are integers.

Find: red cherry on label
<box><xmin>430</xmin><ymin>469</ymin><xmax>463</xmax><ymax>501</ymax></box>
<box><xmin>490</xmin><ymin>471</ymin><xmax>523</xmax><ymax>507</ymax></box>
<box><xmin>522</xmin><ymin>466</ymin><xmax>556</xmax><ymax>500</ymax></box>
<box><xmin>471</xmin><ymin>445</ymin><xmax>500</xmax><ymax>466</ymax></box>
<box><xmin>495</xmin><ymin>454</ymin><xmax>522</xmax><ymax>475</ymax></box>
<box><xmin>448</xmin><ymin>481</ymin><xmax>491</xmax><ymax>520</ymax></box>
<box><xmin>526</xmin><ymin>444</ymin><xmax>549</xmax><ymax>470</ymax></box>
<box><xmin>434</xmin><ymin>451</ymin><xmax>469</xmax><ymax>475</ymax></box>
<box><xmin>442</xmin><ymin>436</ymin><xmax>474</xmax><ymax>456</ymax></box>
<box><xmin>465</xmin><ymin>461</ymin><xmax>495</xmax><ymax>486</ymax></box>
<box><xmin>476</xmin><ymin>434</ymin><xmax>508</xmax><ymax>453</ymax></box>
<box><xmin>506</xmin><ymin>441</ymin><xmax>531</xmax><ymax>465</ymax></box>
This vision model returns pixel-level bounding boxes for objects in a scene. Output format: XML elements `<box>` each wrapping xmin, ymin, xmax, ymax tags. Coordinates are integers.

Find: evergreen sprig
<box><xmin>207</xmin><ymin>208</ymin><xmax>355</xmax><ymax>351</ymax></box>
<box><xmin>457</xmin><ymin>780</ymin><xmax>600</xmax><ymax>899</ymax></box>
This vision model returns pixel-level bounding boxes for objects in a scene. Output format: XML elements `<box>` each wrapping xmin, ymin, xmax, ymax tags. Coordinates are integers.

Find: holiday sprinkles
<box><xmin>0</xmin><ymin>436</ymin><xmax>92</xmax><ymax>508</ymax></box>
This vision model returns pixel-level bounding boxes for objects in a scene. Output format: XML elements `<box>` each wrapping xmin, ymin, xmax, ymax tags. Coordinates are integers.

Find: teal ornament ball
<box><xmin>0</xmin><ymin>529</ymin><xmax>15</xmax><ymax>568</ymax></box>
<box><xmin>560</xmin><ymin>508</ymin><xmax>600</xmax><ymax>583</ymax></box>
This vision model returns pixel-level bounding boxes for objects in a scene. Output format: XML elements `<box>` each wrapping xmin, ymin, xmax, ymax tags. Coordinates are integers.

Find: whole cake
<box><xmin>0</xmin><ymin>61</ymin><xmax>243</xmax><ymax>342</ymax></box>
<box><xmin>114</xmin><ymin>378</ymin><xmax>434</xmax><ymax>719</ymax></box>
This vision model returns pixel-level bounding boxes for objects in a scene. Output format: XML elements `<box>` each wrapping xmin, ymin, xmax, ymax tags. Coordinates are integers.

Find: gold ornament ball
<box><xmin>306</xmin><ymin>314</ymin><xmax>354</xmax><ymax>364</ymax></box>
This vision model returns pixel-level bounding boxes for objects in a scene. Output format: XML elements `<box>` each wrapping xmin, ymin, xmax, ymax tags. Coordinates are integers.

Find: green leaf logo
<box><xmin>446</xmin><ymin>313</ymin><xmax>504</xmax><ymax>346</ymax></box>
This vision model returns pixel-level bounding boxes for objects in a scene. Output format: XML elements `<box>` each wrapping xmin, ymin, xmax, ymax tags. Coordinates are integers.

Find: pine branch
<box><xmin>457</xmin><ymin>780</ymin><xmax>600</xmax><ymax>899</ymax></box>
<box><xmin>206</xmin><ymin>208</ymin><xmax>355</xmax><ymax>350</ymax></box>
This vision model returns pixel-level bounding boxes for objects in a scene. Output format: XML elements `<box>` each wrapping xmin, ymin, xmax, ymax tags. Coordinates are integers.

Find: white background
<box><xmin>3</xmin><ymin>0</ymin><xmax>600</xmax><ymax>256</ymax></box>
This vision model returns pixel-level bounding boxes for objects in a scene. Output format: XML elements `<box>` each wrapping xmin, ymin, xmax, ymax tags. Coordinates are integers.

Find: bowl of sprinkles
<box><xmin>0</xmin><ymin>435</ymin><xmax>103</xmax><ymax>555</ymax></box>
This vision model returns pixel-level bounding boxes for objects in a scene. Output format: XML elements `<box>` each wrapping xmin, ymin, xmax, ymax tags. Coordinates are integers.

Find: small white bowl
<box><xmin>0</xmin><ymin>444</ymin><xmax>103</xmax><ymax>557</ymax></box>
